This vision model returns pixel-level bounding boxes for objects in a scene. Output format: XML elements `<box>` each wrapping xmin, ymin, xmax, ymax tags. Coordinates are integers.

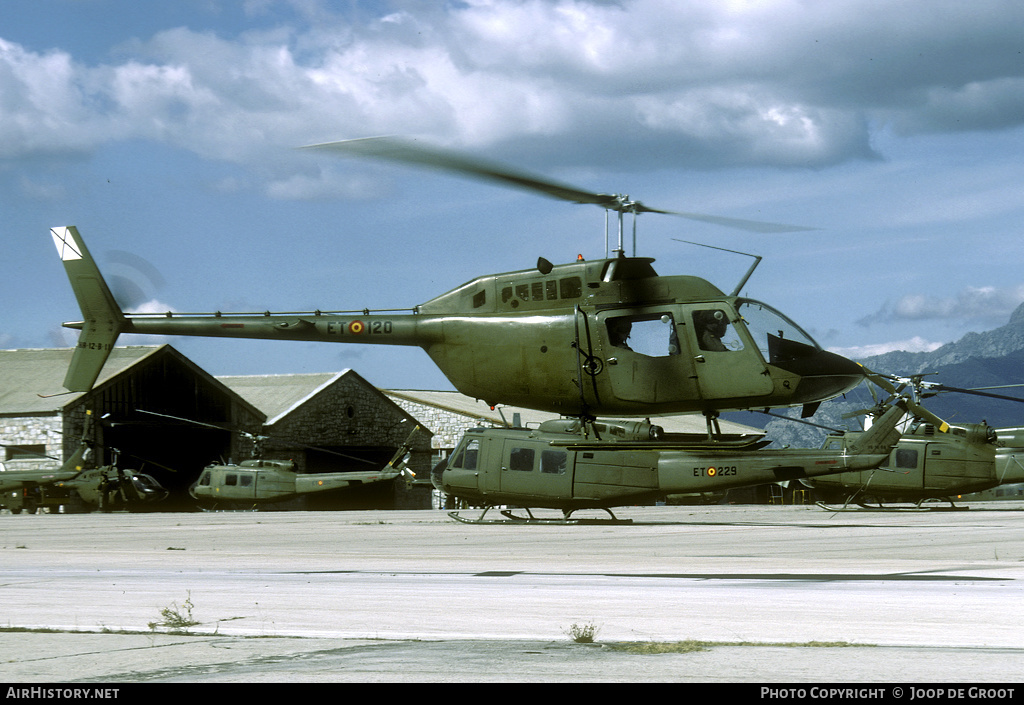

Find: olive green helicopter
<box><xmin>136</xmin><ymin>411</ymin><xmax>421</xmax><ymax>510</ymax></box>
<box><xmin>794</xmin><ymin>372</ymin><xmax>1024</xmax><ymax>510</ymax></box>
<box><xmin>431</xmin><ymin>388</ymin><xmax>912</xmax><ymax>523</ymax></box>
<box><xmin>51</xmin><ymin>137</ymin><xmax>864</xmax><ymax>433</ymax></box>
<box><xmin>1</xmin><ymin>411</ymin><xmax>167</xmax><ymax>513</ymax></box>
<box><xmin>429</xmin><ymin>370</ymin><xmax>1024</xmax><ymax>522</ymax></box>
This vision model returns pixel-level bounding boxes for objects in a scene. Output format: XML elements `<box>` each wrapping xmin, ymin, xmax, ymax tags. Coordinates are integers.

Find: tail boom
<box><xmin>52</xmin><ymin>226</ymin><xmax>441</xmax><ymax>391</ymax></box>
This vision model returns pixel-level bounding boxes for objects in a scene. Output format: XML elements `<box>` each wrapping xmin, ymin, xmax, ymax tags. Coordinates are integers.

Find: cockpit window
<box><xmin>541</xmin><ymin>450</ymin><xmax>567</xmax><ymax>475</ymax></box>
<box><xmin>134</xmin><ymin>475</ymin><xmax>161</xmax><ymax>490</ymax></box>
<box><xmin>451</xmin><ymin>439</ymin><xmax>480</xmax><ymax>471</ymax></box>
<box><xmin>606</xmin><ymin>313</ymin><xmax>680</xmax><ymax>357</ymax></box>
<box><xmin>692</xmin><ymin>309</ymin><xmax>744</xmax><ymax>352</ymax></box>
<box><xmin>895</xmin><ymin>448</ymin><xmax>918</xmax><ymax>469</ymax></box>
<box><xmin>509</xmin><ymin>447</ymin><xmax>535</xmax><ymax>472</ymax></box>
<box><xmin>736</xmin><ymin>299</ymin><xmax>820</xmax><ymax>362</ymax></box>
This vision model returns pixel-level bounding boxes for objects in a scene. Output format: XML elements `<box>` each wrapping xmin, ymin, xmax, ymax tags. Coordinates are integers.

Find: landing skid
<box><xmin>815</xmin><ymin>498</ymin><xmax>969</xmax><ymax>512</ymax></box>
<box><xmin>197</xmin><ymin>505</ymin><xmax>260</xmax><ymax>512</ymax></box>
<box><xmin>447</xmin><ymin>506</ymin><xmax>633</xmax><ymax>525</ymax></box>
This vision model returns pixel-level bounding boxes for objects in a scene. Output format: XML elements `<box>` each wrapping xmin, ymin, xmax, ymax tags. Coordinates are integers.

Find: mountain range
<box><xmin>726</xmin><ymin>302</ymin><xmax>1024</xmax><ymax>446</ymax></box>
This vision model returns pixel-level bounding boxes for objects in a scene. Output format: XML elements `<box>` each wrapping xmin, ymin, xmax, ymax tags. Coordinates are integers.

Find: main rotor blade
<box><xmin>662</xmin><ymin>210</ymin><xmax>816</xmax><ymax>233</ymax></box>
<box><xmin>305</xmin><ymin>136</ymin><xmax>617</xmax><ymax>207</ymax></box>
<box><xmin>930</xmin><ymin>384</ymin><xmax>1024</xmax><ymax>405</ymax></box>
<box><xmin>871</xmin><ymin>372</ymin><xmax>1024</xmax><ymax>405</ymax></box>
<box><xmin>138</xmin><ymin>409</ymin><xmax>230</xmax><ymax>432</ymax></box>
<box><xmin>862</xmin><ymin>368</ymin><xmax>952</xmax><ymax>431</ymax></box>
<box><xmin>303</xmin><ymin>136</ymin><xmax>815</xmax><ymax>233</ymax></box>
<box><xmin>138</xmin><ymin>410</ymin><xmax>376</xmax><ymax>465</ymax></box>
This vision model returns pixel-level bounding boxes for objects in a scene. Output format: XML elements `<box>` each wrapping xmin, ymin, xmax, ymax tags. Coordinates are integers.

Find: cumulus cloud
<box><xmin>2</xmin><ymin>0</ymin><xmax>1024</xmax><ymax>193</ymax></box>
<box><xmin>829</xmin><ymin>336</ymin><xmax>945</xmax><ymax>359</ymax></box>
<box><xmin>858</xmin><ymin>285</ymin><xmax>1024</xmax><ymax>326</ymax></box>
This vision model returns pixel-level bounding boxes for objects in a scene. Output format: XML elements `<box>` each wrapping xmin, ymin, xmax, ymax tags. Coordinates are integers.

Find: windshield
<box><xmin>736</xmin><ymin>299</ymin><xmax>821</xmax><ymax>362</ymax></box>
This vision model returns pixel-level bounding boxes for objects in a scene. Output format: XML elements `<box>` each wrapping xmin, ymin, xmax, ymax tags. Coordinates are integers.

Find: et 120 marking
<box><xmin>693</xmin><ymin>466</ymin><xmax>738</xmax><ymax>477</ymax></box>
<box><xmin>326</xmin><ymin>320</ymin><xmax>394</xmax><ymax>336</ymax></box>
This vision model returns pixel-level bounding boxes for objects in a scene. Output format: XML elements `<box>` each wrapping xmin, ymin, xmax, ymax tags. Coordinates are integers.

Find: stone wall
<box><xmin>0</xmin><ymin>415</ymin><xmax>63</xmax><ymax>472</ymax></box>
<box><xmin>384</xmin><ymin>397</ymin><xmax>489</xmax><ymax>451</ymax></box>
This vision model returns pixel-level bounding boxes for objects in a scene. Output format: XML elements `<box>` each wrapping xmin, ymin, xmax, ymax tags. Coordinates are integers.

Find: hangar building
<box><xmin>0</xmin><ymin>346</ymin><xmax>432</xmax><ymax>509</ymax></box>
<box><xmin>2</xmin><ymin>344</ymin><xmax>763</xmax><ymax>511</ymax></box>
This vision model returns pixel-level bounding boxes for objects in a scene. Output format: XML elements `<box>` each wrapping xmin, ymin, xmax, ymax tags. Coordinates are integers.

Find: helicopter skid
<box><xmin>447</xmin><ymin>506</ymin><xmax>633</xmax><ymax>525</ymax></box>
<box><xmin>815</xmin><ymin>500</ymin><xmax>969</xmax><ymax>512</ymax></box>
<box><xmin>197</xmin><ymin>506</ymin><xmax>260</xmax><ymax>512</ymax></box>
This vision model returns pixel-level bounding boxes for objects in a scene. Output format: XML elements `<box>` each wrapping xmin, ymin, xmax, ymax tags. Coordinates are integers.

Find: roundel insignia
<box><xmin>707</xmin><ymin>467</ymin><xmax>717</xmax><ymax>476</ymax></box>
<box><xmin>349</xmin><ymin>321</ymin><xmax>365</xmax><ymax>334</ymax></box>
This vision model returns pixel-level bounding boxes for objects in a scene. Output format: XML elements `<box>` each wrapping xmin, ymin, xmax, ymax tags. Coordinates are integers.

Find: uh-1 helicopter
<box><xmin>136</xmin><ymin>410</ymin><xmax>420</xmax><ymax>509</ymax></box>
<box><xmin>795</xmin><ymin>372</ymin><xmax>1024</xmax><ymax>510</ymax></box>
<box><xmin>1</xmin><ymin>410</ymin><xmax>167</xmax><ymax>513</ymax></box>
<box><xmin>188</xmin><ymin>425</ymin><xmax>420</xmax><ymax>510</ymax></box>
<box><xmin>50</xmin><ymin>137</ymin><xmax>864</xmax><ymax>430</ymax></box>
<box><xmin>430</xmin><ymin>389</ymin><xmax>911</xmax><ymax>523</ymax></box>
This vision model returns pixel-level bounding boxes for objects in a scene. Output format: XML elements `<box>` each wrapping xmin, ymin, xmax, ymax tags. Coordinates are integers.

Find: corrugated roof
<box><xmin>0</xmin><ymin>347</ymin><xmax>163</xmax><ymax>415</ymax></box>
<box><xmin>217</xmin><ymin>372</ymin><xmax>344</xmax><ymax>424</ymax></box>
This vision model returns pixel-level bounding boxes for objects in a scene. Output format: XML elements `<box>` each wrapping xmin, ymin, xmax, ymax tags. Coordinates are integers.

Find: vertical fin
<box><xmin>60</xmin><ymin>409</ymin><xmax>95</xmax><ymax>473</ymax></box>
<box><xmin>847</xmin><ymin>400</ymin><xmax>909</xmax><ymax>456</ymax></box>
<box><xmin>50</xmin><ymin>227</ymin><xmax>126</xmax><ymax>391</ymax></box>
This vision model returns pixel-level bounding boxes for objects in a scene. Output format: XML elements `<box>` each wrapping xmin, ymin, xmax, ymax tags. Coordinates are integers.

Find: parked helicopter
<box><xmin>50</xmin><ymin>137</ymin><xmax>864</xmax><ymax>425</ymax></box>
<box><xmin>1</xmin><ymin>448</ymin><xmax>82</xmax><ymax>514</ymax></box>
<box><xmin>137</xmin><ymin>410</ymin><xmax>420</xmax><ymax>509</ymax></box>
<box><xmin>1</xmin><ymin>412</ymin><xmax>167</xmax><ymax>513</ymax></box>
<box><xmin>430</xmin><ymin>395</ymin><xmax>910</xmax><ymax>523</ymax></box>
<box><xmin>189</xmin><ymin>428</ymin><xmax>419</xmax><ymax>509</ymax></box>
<box><xmin>782</xmin><ymin>372</ymin><xmax>1024</xmax><ymax>509</ymax></box>
<box><xmin>54</xmin><ymin>454</ymin><xmax>168</xmax><ymax>512</ymax></box>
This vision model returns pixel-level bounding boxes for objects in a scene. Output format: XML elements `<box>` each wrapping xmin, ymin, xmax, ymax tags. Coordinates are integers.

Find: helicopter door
<box><xmin>499</xmin><ymin>440</ymin><xmax>572</xmax><ymax>501</ymax></box>
<box><xmin>681</xmin><ymin>305</ymin><xmax>773</xmax><ymax>400</ymax></box>
<box><xmin>444</xmin><ymin>437</ymin><xmax>482</xmax><ymax>496</ymax></box>
<box><xmin>870</xmin><ymin>442</ymin><xmax>926</xmax><ymax>493</ymax></box>
<box><xmin>219</xmin><ymin>470</ymin><xmax>257</xmax><ymax>501</ymax></box>
<box><xmin>599</xmin><ymin>310</ymin><xmax>695</xmax><ymax>403</ymax></box>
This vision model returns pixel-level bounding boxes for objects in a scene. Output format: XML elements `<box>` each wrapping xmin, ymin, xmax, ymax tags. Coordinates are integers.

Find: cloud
<box><xmin>263</xmin><ymin>168</ymin><xmax>382</xmax><ymax>201</ymax></box>
<box><xmin>858</xmin><ymin>285</ymin><xmax>1024</xmax><ymax>326</ymax></box>
<box><xmin>18</xmin><ymin>176</ymin><xmax>66</xmax><ymax>201</ymax></box>
<box><xmin>2</xmin><ymin>1</ymin><xmax>1024</xmax><ymax>182</ymax></box>
<box><xmin>129</xmin><ymin>299</ymin><xmax>178</xmax><ymax>315</ymax></box>
<box><xmin>829</xmin><ymin>336</ymin><xmax>945</xmax><ymax>359</ymax></box>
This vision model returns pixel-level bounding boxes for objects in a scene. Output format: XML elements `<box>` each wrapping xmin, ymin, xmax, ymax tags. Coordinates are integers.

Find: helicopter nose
<box><xmin>430</xmin><ymin>459</ymin><xmax>448</xmax><ymax>491</ymax></box>
<box><xmin>772</xmin><ymin>347</ymin><xmax>865</xmax><ymax>402</ymax></box>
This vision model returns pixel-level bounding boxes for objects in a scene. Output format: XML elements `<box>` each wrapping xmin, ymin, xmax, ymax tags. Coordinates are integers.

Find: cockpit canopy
<box><xmin>735</xmin><ymin>299</ymin><xmax>821</xmax><ymax>363</ymax></box>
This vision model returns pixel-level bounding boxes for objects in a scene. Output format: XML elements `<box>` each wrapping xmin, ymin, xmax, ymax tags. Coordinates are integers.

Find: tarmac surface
<box><xmin>2</xmin><ymin>503</ymin><xmax>1023</xmax><ymax>683</ymax></box>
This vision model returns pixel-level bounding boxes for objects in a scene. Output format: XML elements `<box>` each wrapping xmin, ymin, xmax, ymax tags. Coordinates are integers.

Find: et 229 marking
<box><xmin>693</xmin><ymin>466</ymin><xmax>738</xmax><ymax>477</ymax></box>
<box><xmin>326</xmin><ymin>320</ymin><xmax>394</xmax><ymax>336</ymax></box>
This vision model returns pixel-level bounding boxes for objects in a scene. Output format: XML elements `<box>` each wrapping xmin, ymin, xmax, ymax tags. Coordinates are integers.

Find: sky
<box><xmin>3</xmin><ymin>0</ymin><xmax>1024</xmax><ymax>393</ymax></box>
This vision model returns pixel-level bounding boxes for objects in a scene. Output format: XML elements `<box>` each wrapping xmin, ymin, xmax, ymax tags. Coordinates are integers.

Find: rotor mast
<box><xmin>604</xmin><ymin>194</ymin><xmax>642</xmax><ymax>258</ymax></box>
